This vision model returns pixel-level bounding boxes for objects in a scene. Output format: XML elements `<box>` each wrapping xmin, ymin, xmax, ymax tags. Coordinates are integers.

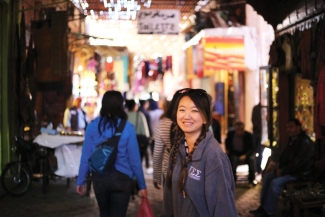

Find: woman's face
<box><xmin>177</xmin><ymin>96</ymin><xmax>205</xmax><ymax>138</ymax></box>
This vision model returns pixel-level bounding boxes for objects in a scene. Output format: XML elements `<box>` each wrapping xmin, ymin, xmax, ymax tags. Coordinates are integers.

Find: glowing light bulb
<box><xmin>107</xmin><ymin>56</ymin><xmax>113</xmax><ymax>63</ymax></box>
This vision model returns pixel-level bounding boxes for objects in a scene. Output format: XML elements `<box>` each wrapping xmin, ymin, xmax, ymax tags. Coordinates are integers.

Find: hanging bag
<box><xmin>88</xmin><ymin>120</ymin><xmax>126</xmax><ymax>173</ymax></box>
<box><xmin>136</xmin><ymin>197</ymin><xmax>154</xmax><ymax>217</ymax></box>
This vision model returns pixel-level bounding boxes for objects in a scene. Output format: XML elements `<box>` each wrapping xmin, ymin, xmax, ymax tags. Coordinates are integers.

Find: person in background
<box><xmin>162</xmin><ymin>88</ymin><xmax>237</xmax><ymax>217</ymax></box>
<box><xmin>148</xmin><ymin>99</ymin><xmax>164</xmax><ymax>135</ymax></box>
<box><xmin>148</xmin><ymin>98</ymin><xmax>164</xmax><ymax>161</ymax></box>
<box><xmin>125</xmin><ymin>99</ymin><xmax>150</xmax><ymax>169</ymax></box>
<box><xmin>225</xmin><ymin>121</ymin><xmax>256</xmax><ymax>186</ymax></box>
<box><xmin>138</xmin><ymin>99</ymin><xmax>153</xmax><ymax>173</ymax></box>
<box><xmin>211</xmin><ymin>111</ymin><xmax>222</xmax><ymax>144</ymax></box>
<box><xmin>64</xmin><ymin>97</ymin><xmax>88</xmax><ymax>132</ymax></box>
<box><xmin>138</xmin><ymin>99</ymin><xmax>152</xmax><ymax>137</ymax></box>
<box><xmin>250</xmin><ymin>118</ymin><xmax>315</xmax><ymax>217</ymax></box>
<box><xmin>63</xmin><ymin>95</ymin><xmax>73</xmax><ymax>128</ymax></box>
<box><xmin>148</xmin><ymin>91</ymin><xmax>157</xmax><ymax>111</ymax></box>
<box><xmin>210</xmin><ymin>98</ymin><xmax>222</xmax><ymax>144</ymax></box>
<box><xmin>76</xmin><ymin>91</ymin><xmax>147</xmax><ymax>217</ymax></box>
<box><xmin>153</xmin><ymin>91</ymin><xmax>181</xmax><ymax>190</ymax></box>
<box><xmin>252</xmin><ymin>102</ymin><xmax>263</xmax><ymax>174</ymax></box>
<box><xmin>125</xmin><ymin>99</ymin><xmax>150</xmax><ymax>137</ymax></box>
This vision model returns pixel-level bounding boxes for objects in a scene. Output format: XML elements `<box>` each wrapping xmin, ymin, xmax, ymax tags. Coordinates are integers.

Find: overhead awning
<box><xmin>246</xmin><ymin>0</ymin><xmax>301</xmax><ymax>29</ymax></box>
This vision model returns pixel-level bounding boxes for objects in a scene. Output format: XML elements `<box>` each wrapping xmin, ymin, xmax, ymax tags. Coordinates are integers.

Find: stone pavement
<box><xmin>0</xmin><ymin>168</ymin><xmax>323</xmax><ymax>217</ymax></box>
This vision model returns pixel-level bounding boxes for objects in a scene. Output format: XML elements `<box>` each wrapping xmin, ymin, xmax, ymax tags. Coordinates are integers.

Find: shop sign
<box><xmin>137</xmin><ymin>9</ymin><xmax>180</xmax><ymax>35</ymax></box>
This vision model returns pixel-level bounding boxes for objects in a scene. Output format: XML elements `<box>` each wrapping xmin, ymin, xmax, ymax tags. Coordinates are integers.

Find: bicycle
<box><xmin>0</xmin><ymin>136</ymin><xmax>50</xmax><ymax>196</ymax></box>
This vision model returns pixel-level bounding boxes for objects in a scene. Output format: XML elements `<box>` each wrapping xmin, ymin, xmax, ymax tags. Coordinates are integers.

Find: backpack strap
<box><xmin>114</xmin><ymin>119</ymin><xmax>127</xmax><ymax>137</ymax></box>
<box><xmin>90</xmin><ymin>119</ymin><xmax>127</xmax><ymax>173</ymax></box>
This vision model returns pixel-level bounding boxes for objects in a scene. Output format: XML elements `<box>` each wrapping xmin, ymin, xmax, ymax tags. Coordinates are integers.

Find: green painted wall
<box><xmin>0</xmin><ymin>0</ymin><xmax>19</xmax><ymax>173</ymax></box>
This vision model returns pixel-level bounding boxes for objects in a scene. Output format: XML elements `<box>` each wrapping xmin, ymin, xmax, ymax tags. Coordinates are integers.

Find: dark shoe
<box><xmin>249</xmin><ymin>206</ymin><xmax>264</xmax><ymax>214</ymax></box>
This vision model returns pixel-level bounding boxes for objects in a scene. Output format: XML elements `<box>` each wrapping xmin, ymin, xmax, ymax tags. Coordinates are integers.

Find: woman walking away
<box><xmin>162</xmin><ymin>88</ymin><xmax>237</xmax><ymax>217</ymax></box>
<box><xmin>76</xmin><ymin>90</ymin><xmax>147</xmax><ymax>217</ymax></box>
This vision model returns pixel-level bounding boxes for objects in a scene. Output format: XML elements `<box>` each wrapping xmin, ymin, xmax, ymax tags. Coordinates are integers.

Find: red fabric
<box><xmin>105</xmin><ymin>61</ymin><xmax>114</xmax><ymax>72</ymax></box>
<box><xmin>316</xmin><ymin>17</ymin><xmax>325</xmax><ymax>75</ymax></box>
<box><xmin>315</xmin><ymin>66</ymin><xmax>325</xmax><ymax>138</ymax></box>
<box><xmin>136</xmin><ymin>197</ymin><xmax>154</xmax><ymax>217</ymax></box>
<box><xmin>166</xmin><ymin>56</ymin><xmax>172</xmax><ymax>71</ymax></box>
<box><xmin>298</xmin><ymin>29</ymin><xmax>312</xmax><ymax>79</ymax></box>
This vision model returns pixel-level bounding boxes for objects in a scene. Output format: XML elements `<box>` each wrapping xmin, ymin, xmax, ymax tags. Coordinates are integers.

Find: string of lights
<box><xmin>70</xmin><ymin>0</ymin><xmax>152</xmax><ymax>20</ymax></box>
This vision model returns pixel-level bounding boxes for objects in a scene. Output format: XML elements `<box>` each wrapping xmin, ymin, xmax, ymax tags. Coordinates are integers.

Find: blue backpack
<box><xmin>88</xmin><ymin>120</ymin><xmax>127</xmax><ymax>173</ymax></box>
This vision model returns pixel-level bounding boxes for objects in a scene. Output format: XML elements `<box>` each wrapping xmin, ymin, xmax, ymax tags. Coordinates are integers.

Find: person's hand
<box><xmin>276</xmin><ymin>168</ymin><xmax>281</xmax><ymax>177</ymax></box>
<box><xmin>239</xmin><ymin>154</ymin><xmax>247</xmax><ymax>162</ymax></box>
<box><xmin>140</xmin><ymin>189</ymin><xmax>147</xmax><ymax>198</ymax></box>
<box><xmin>76</xmin><ymin>185</ymin><xmax>85</xmax><ymax>195</ymax></box>
<box><xmin>153</xmin><ymin>182</ymin><xmax>161</xmax><ymax>189</ymax></box>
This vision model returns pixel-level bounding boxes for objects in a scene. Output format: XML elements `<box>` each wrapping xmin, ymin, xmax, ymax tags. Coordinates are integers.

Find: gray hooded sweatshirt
<box><xmin>161</xmin><ymin>131</ymin><xmax>238</xmax><ymax>217</ymax></box>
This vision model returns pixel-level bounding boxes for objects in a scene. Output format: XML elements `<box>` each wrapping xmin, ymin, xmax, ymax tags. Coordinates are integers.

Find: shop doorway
<box><xmin>227</xmin><ymin>70</ymin><xmax>245</xmax><ymax>130</ymax></box>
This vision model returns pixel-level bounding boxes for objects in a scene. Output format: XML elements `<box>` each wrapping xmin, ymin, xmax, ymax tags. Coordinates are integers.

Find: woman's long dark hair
<box><xmin>98</xmin><ymin>90</ymin><xmax>128</xmax><ymax>135</ymax></box>
<box><xmin>160</xmin><ymin>91</ymin><xmax>182</xmax><ymax>120</ymax></box>
<box><xmin>166</xmin><ymin>91</ymin><xmax>212</xmax><ymax>192</ymax></box>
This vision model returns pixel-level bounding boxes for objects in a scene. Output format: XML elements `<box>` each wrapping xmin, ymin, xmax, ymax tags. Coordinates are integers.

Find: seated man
<box><xmin>225</xmin><ymin>121</ymin><xmax>256</xmax><ymax>185</ymax></box>
<box><xmin>250</xmin><ymin>118</ymin><xmax>315</xmax><ymax>217</ymax></box>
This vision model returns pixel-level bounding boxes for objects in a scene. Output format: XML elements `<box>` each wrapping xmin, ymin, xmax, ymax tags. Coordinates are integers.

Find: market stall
<box><xmin>182</xmin><ymin>26</ymin><xmax>259</xmax><ymax>133</ymax></box>
<box><xmin>34</xmin><ymin>133</ymin><xmax>84</xmax><ymax>178</ymax></box>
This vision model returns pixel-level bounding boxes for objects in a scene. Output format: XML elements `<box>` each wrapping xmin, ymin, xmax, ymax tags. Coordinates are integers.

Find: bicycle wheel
<box><xmin>0</xmin><ymin>162</ymin><xmax>31</xmax><ymax>196</ymax></box>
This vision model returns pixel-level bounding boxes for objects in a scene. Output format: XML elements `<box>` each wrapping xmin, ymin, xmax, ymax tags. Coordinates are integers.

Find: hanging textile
<box><xmin>32</xmin><ymin>11</ymin><xmax>68</xmax><ymax>84</ymax></box>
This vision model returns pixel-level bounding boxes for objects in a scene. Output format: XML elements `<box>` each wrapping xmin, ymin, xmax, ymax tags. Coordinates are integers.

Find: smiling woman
<box><xmin>162</xmin><ymin>88</ymin><xmax>238</xmax><ymax>217</ymax></box>
<box><xmin>176</xmin><ymin>95</ymin><xmax>207</xmax><ymax>148</ymax></box>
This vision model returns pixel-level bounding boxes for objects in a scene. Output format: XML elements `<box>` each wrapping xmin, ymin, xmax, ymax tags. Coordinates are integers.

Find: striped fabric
<box><xmin>153</xmin><ymin>117</ymin><xmax>173</xmax><ymax>183</ymax></box>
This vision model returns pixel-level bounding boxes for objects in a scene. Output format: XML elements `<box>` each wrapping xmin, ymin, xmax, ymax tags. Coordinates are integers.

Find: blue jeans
<box><xmin>92</xmin><ymin>168</ymin><xmax>133</xmax><ymax>217</ymax></box>
<box><xmin>260</xmin><ymin>172</ymin><xmax>296</xmax><ymax>215</ymax></box>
